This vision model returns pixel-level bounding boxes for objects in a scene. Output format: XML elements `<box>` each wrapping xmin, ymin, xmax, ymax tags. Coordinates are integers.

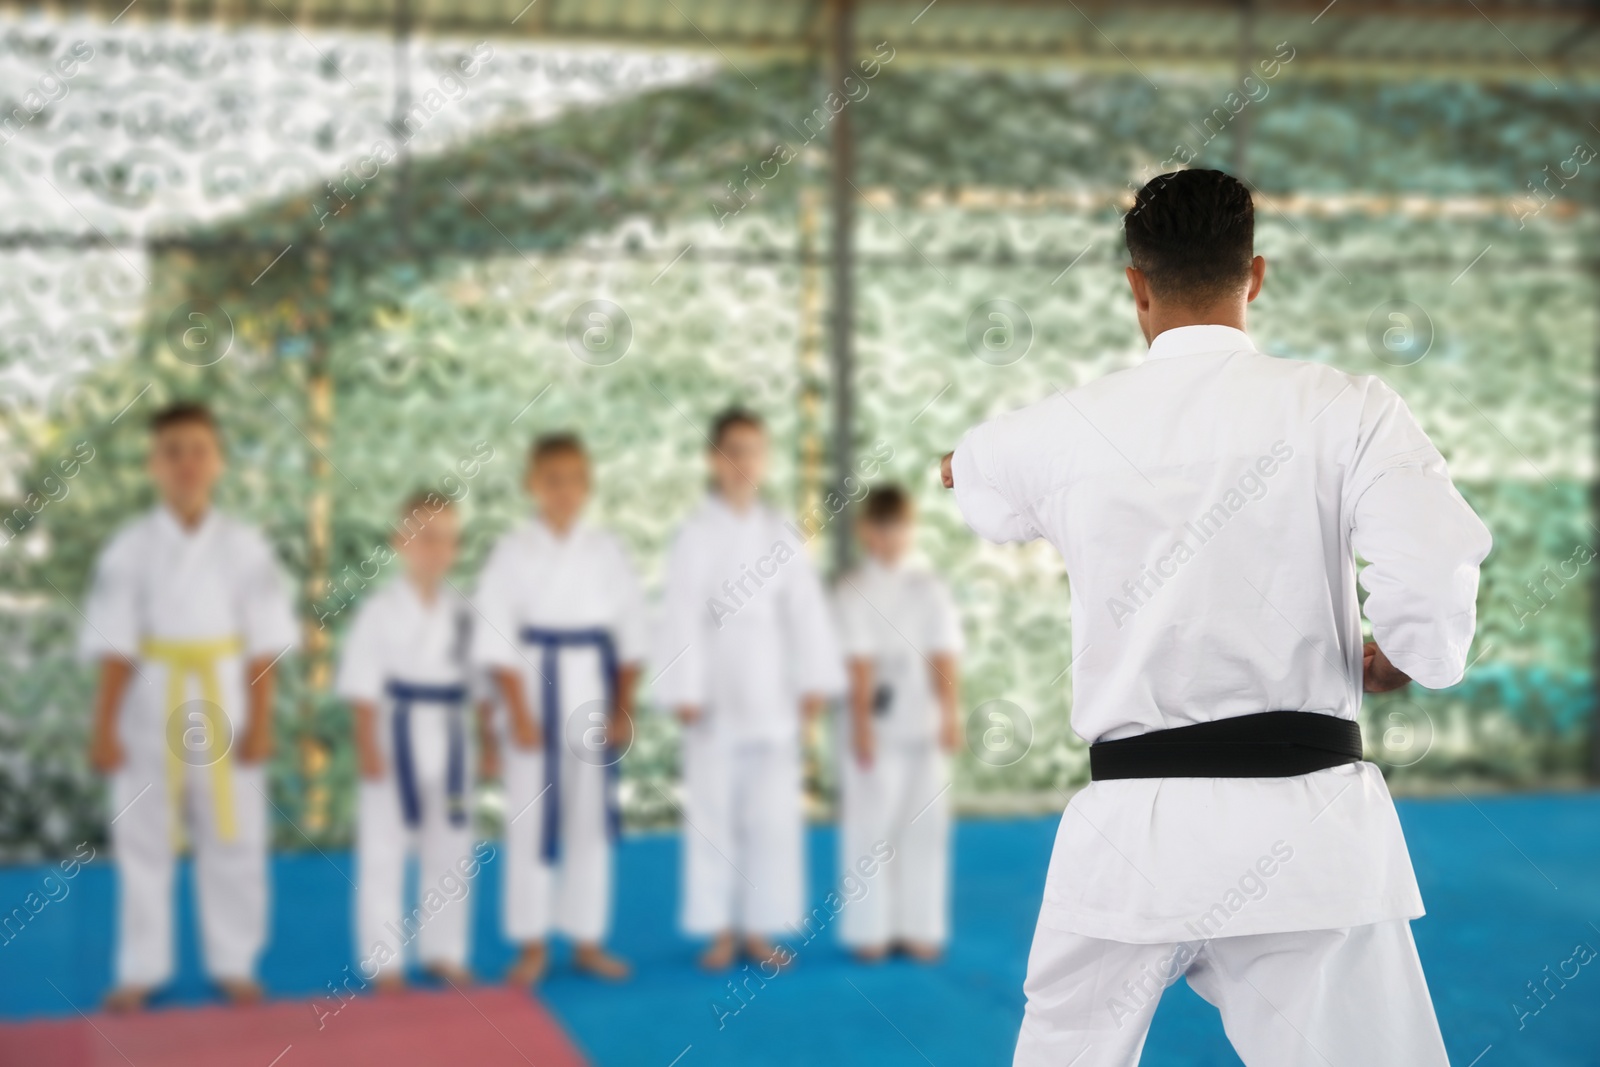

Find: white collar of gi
<box><xmin>531</xmin><ymin>514</ymin><xmax>584</xmax><ymax>544</ymax></box>
<box><xmin>1144</xmin><ymin>324</ymin><xmax>1257</xmax><ymax>362</ymax></box>
<box><xmin>397</xmin><ymin>573</ymin><xmax>447</xmax><ymax>615</ymax></box>
<box><xmin>708</xmin><ymin>492</ymin><xmax>762</xmax><ymax>523</ymax></box>
<box><xmin>863</xmin><ymin>555</ymin><xmax>904</xmax><ymax>578</ymax></box>
<box><xmin>156</xmin><ymin>503</ymin><xmax>216</xmax><ymax>541</ymax></box>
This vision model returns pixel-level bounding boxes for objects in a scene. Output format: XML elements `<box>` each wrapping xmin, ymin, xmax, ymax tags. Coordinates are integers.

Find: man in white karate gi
<box><xmin>474</xmin><ymin>433</ymin><xmax>645</xmax><ymax>984</ymax></box>
<box><xmin>834</xmin><ymin>484</ymin><xmax>963</xmax><ymax>962</ymax></box>
<box><xmin>655</xmin><ymin>408</ymin><xmax>845</xmax><ymax>971</ymax></box>
<box><xmin>942</xmin><ymin>169</ymin><xmax>1491</xmax><ymax>1066</ymax></box>
<box><xmin>84</xmin><ymin>402</ymin><xmax>298</xmax><ymax>1010</ymax></box>
<box><xmin>337</xmin><ymin>492</ymin><xmax>480</xmax><ymax>988</ymax></box>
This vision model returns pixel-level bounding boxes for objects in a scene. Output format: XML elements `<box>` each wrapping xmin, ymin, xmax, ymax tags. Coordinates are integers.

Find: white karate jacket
<box><xmin>953</xmin><ymin>324</ymin><xmax>1492</xmax><ymax>942</ymax></box>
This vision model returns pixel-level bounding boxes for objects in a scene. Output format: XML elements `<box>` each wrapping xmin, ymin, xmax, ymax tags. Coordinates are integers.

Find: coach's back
<box><xmin>953</xmin><ymin>322</ymin><xmax>1490</xmax><ymax>747</ymax></box>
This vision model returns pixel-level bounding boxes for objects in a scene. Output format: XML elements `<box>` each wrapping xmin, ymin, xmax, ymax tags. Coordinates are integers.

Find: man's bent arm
<box><xmin>946</xmin><ymin>427</ymin><xmax>1038</xmax><ymax>544</ymax></box>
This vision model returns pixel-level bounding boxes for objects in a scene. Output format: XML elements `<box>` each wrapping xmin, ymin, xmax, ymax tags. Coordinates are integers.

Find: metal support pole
<box><xmin>827</xmin><ymin>0</ymin><xmax>856</xmax><ymax>575</ymax></box>
<box><xmin>1588</xmin><ymin>476</ymin><xmax>1599</xmax><ymax>780</ymax></box>
<box><xmin>1590</xmin><ymin>266</ymin><xmax>1600</xmax><ymax>781</ymax></box>
<box><xmin>392</xmin><ymin>0</ymin><xmax>414</xmax><ymax>256</ymax></box>
<box><xmin>797</xmin><ymin>182</ymin><xmax>826</xmax><ymax>543</ymax></box>
<box><xmin>1232</xmin><ymin>0</ymin><xmax>1256</xmax><ymax>179</ymax></box>
<box><xmin>301</xmin><ymin>244</ymin><xmax>333</xmax><ymax>834</ymax></box>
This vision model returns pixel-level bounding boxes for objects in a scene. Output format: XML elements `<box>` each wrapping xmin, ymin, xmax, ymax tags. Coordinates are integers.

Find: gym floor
<box><xmin>1</xmin><ymin>792</ymin><xmax>1594</xmax><ymax>1067</ymax></box>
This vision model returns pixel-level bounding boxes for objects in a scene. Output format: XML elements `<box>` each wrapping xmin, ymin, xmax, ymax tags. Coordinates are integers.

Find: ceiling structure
<box><xmin>13</xmin><ymin>0</ymin><xmax>1600</xmax><ymax>82</ymax></box>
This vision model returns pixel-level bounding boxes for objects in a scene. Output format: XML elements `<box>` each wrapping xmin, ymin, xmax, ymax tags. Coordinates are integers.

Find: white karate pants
<box><xmin>837</xmin><ymin>742</ymin><xmax>950</xmax><ymax>948</ymax></box>
<box><xmin>109</xmin><ymin>755</ymin><xmax>268</xmax><ymax>987</ymax></box>
<box><xmin>1013</xmin><ymin>918</ymin><xmax>1450</xmax><ymax>1066</ymax></box>
<box><xmin>501</xmin><ymin>743</ymin><xmax>613</xmax><ymax>944</ymax></box>
<box><xmin>680</xmin><ymin>730</ymin><xmax>804</xmax><ymax>937</ymax></box>
<box><xmin>354</xmin><ymin>707</ymin><xmax>474</xmax><ymax>975</ymax></box>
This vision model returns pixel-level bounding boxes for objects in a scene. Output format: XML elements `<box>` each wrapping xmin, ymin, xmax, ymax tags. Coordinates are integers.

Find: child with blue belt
<box><xmin>472</xmin><ymin>433</ymin><xmax>645</xmax><ymax>984</ymax></box>
<box><xmin>338</xmin><ymin>491</ymin><xmax>483</xmax><ymax>989</ymax></box>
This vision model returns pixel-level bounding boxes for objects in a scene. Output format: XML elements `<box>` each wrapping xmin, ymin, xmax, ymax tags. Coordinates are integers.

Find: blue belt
<box><xmin>384</xmin><ymin>679</ymin><xmax>469</xmax><ymax>831</ymax></box>
<box><xmin>518</xmin><ymin>626</ymin><xmax>623</xmax><ymax>862</ymax></box>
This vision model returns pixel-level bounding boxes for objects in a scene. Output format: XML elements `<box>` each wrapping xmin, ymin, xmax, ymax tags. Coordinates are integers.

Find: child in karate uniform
<box><xmin>834</xmin><ymin>485</ymin><xmax>963</xmax><ymax>962</ymax></box>
<box><xmin>337</xmin><ymin>492</ymin><xmax>480</xmax><ymax>988</ymax></box>
<box><xmin>83</xmin><ymin>402</ymin><xmax>298</xmax><ymax>1011</ymax></box>
<box><xmin>655</xmin><ymin>408</ymin><xmax>845</xmax><ymax>971</ymax></box>
<box><xmin>473</xmin><ymin>433</ymin><xmax>644</xmax><ymax>984</ymax></box>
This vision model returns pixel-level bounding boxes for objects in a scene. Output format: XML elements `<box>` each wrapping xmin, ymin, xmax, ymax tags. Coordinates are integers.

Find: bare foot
<box><xmin>852</xmin><ymin>945</ymin><xmax>889</xmax><ymax>964</ymax></box>
<box><xmin>899</xmin><ymin>941</ymin><xmax>943</xmax><ymax>963</ymax></box>
<box><xmin>698</xmin><ymin>932</ymin><xmax>737</xmax><ymax>972</ymax></box>
<box><xmin>573</xmin><ymin>943</ymin><xmax>632</xmax><ymax>981</ymax></box>
<box><xmin>103</xmin><ymin>985</ymin><xmax>151</xmax><ymax>1013</ymax></box>
<box><xmin>424</xmin><ymin>962</ymin><xmax>474</xmax><ymax>986</ymax></box>
<box><xmin>217</xmin><ymin>977</ymin><xmax>263</xmax><ymax>1005</ymax></box>
<box><xmin>744</xmin><ymin>936</ymin><xmax>794</xmax><ymax>972</ymax></box>
<box><xmin>373</xmin><ymin>973</ymin><xmax>407</xmax><ymax>995</ymax></box>
<box><xmin>506</xmin><ymin>942</ymin><xmax>548</xmax><ymax>986</ymax></box>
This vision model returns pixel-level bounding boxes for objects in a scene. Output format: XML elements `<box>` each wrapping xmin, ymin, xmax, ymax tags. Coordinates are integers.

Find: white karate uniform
<box><xmin>336</xmin><ymin>579</ymin><xmax>476</xmax><ymax>975</ymax></box>
<box><xmin>833</xmin><ymin>558</ymin><xmax>963</xmax><ymax>949</ymax></box>
<box><xmin>80</xmin><ymin>506</ymin><xmax>298</xmax><ymax>988</ymax></box>
<box><xmin>952</xmin><ymin>325</ymin><xmax>1491</xmax><ymax>1067</ymax></box>
<box><xmin>654</xmin><ymin>496</ymin><xmax>845</xmax><ymax>937</ymax></box>
<box><xmin>472</xmin><ymin>517</ymin><xmax>646</xmax><ymax>945</ymax></box>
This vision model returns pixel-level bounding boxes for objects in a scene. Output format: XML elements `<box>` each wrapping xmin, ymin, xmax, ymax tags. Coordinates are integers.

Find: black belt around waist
<box><xmin>1089</xmin><ymin>711</ymin><xmax>1363</xmax><ymax>781</ymax></box>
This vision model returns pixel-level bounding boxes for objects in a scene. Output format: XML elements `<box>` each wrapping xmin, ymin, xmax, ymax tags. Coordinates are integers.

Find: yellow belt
<box><xmin>140</xmin><ymin>635</ymin><xmax>245</xmax><ymax>846</ymax></box>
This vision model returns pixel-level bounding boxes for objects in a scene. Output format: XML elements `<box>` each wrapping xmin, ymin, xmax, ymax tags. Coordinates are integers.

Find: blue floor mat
<box><xmin>1</xmin><ymin>792</ymin><xmax>1596</xmax><ymax>1066</ymax></box>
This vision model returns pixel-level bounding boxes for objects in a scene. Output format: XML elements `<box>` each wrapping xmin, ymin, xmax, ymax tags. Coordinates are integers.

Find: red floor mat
<box><xmin>0</xmin><ymin>986</ymin><xmax>587</xmax><ymax>1067</ymax></box>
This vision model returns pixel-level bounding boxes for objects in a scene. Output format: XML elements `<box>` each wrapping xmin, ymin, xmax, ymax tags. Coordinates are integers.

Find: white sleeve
<box><xmin>781</xmin><ymin>535</ymin><xmax>846</xmax><ymax>698</ymax></box>
<box><xmin>952</xmin><ymin>418</ymin><xmax>1041</xmax><ymax>544</ymax></box>
<box><xmin>926</xmin><ymin>576</ymin><xmax>965</xmax><ymax>657</ymax></box>
<box><xmin>238</xmin><ymin>527</ymin><xmax>300</xmax><ymax>659</ymax></box>
<box><xmin>470</xmin><ymin>535</ymin><xmax>523</xmax><ymax>670</ymax></box>
<box><xmin>832</xmin><ymin>580</ymin><xmax>874</xmax><ymax>660</ymax></box>
<box><xmin>79</xmin><ymin>527</ymin><xmax>142</xmax><ymax>662</ymax></box>
<box><xmin>651</xmin><ymin>522</ymin><xmax>708</xmax><ymax>709</ymax></box>
<box><xmin>1348</xmin><ymin>378</ymin><xmax>1492</xmax><ymax>689</ymax></box>
<box><xmin>608</xmin><ymin>536</ymin><xmax>649</xmax><ymax>667</ymax></box>
<box><xmin>334</xmin><ymin>598</ymin><xmax>385</xmax><ymax>703</ymax></box>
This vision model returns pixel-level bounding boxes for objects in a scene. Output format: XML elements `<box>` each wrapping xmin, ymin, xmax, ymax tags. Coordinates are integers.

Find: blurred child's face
<box><xmin>148</xmin><ymin>421</ymin><xmax>223</xmax><ymax>512</ymax></box>
<box><xmin>395</xmin><ymin>504</ymin><xmax>459</xmax><ymax>588</ymax></box>
<box><xmin>710</xmin><ymin>423</ymin><xmax>767</xmax><ymax>499</ymax></box>
<box><xmin>859</xmin><ymin>516</ymin><xmax>913</xmax><ymax>565</ymax></box>
<box><xmin>527</xmin><ymin>449</ymin><xmax>590</xmax><ymax>530</ymax></box>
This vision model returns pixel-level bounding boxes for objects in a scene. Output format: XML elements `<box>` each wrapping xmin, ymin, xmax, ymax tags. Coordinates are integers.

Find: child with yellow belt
<box><xmin>82</xmin><ymin>402</ymin><xmax>298</xmax><ymax>1011</ymax></box>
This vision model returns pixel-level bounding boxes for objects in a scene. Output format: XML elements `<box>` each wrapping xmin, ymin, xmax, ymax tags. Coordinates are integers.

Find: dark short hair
<box><xmin>149</xmin><ymin>401</ymin><xmax>219</xmax><ymax>437</ymax></box>
<box><xmin>709</xmin><ymin>407</ymin><xmax>763</xmax><ymax>448</ymax></box>
<box><xmin>1124</xmin><ymin>169</ymin><xmax>1254</xmax><ymax>303</ymax></box>
<box><xmin>529</xmin><ymin>432</ymin><xmax>586</xmax><ymax>467</ymax></box>
<box><xmin>861</xmin><ymin>484</ymin><xmax>912</xmax><ymax>525</ymax></box>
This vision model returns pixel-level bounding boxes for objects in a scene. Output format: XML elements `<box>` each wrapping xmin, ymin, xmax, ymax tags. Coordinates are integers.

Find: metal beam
<box><xmin>27</xmin><ymin>0</ymin><xmax>1600</xmax><ymax>84</ymax></box>
<box><xmin>391</xmin><ymin>0</ymin><xmax>414</xmax><ymax>257</ymax></box>
<box><xmin>827</xmin><ymin>0</ymin><xmax>856</xmax><ymax>575</ymax></box>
